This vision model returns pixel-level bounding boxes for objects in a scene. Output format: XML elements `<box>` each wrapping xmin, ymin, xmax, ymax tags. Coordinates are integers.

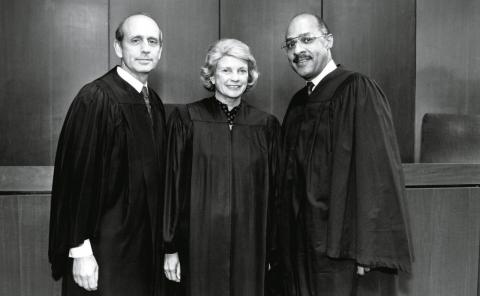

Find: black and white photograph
<box><xmin>0</xmin><ymin>1</ymin><xmax>479</xmax><ymax>296</ymax></box>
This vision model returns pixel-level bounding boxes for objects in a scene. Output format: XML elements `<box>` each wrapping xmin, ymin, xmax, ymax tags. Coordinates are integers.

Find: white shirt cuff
<box><xmin>68</xmin><ymin>239</ymin><xmax>93</xmax><ymax>258</ymax></box>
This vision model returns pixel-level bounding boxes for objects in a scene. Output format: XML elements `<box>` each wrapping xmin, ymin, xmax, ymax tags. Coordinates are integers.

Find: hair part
<box><xmin>200</xmin><ymin>39</ymin><xmax>259</xmax><ymax>92</ymax></box>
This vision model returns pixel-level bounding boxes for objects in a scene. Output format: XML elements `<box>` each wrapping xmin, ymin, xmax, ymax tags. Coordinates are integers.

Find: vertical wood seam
<box><xmin>218</xmin><ymin>0</ymin><xmax>221</xmax><ymax>38</ymax></box>
<box><xmin>107</xmin><ymin>0</ymin><xmax>111</xmax><ymax>69</ymax></box>
<box><xmin>16</xmin><ymin>197</ymin><xmax>23</xmax><ymax>295</ymax></box>
<box><xmin>321</xmin><ymin>0</ymin><xmax>324</xmax><ymax>19</ymax></box>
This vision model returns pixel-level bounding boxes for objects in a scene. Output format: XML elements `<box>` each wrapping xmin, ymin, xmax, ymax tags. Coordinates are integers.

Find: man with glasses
<box><xmin>279</xmin><ymin>13</ymin><xmax>411</xmax><ymax>295</ymax></box>
<box><xmin>49</xmin><ymin>14</ymin><xmax>166</xmax><ymax>296</ymax></box>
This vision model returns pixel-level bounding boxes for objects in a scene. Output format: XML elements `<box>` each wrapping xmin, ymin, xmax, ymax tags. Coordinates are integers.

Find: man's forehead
<box><xmin>124</xmin><ymin>30</ymin><xmax>160</xmax><ymax>39</ymax></box>
<box><xmin>286</xmin><ymin>17</ymin><xmax>321</xmax><ymax>39</ymax></box>
<box><xmin>123</xmin><ymin>16</ymin><xmax>160</xmax><ymax>37</ymax></box>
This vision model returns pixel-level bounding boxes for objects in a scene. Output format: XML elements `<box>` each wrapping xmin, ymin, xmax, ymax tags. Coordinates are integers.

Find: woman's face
<box><xmin>212</xmin><ymin>56</ymin><xmax>249</xmax><ymax>101</ymax></box>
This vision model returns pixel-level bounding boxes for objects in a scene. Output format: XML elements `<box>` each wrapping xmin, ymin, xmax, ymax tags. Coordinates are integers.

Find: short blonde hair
<box><xmin>200</xmin><ymin>39</ymin><xmax>259</xmax><ymax>91</ymax></box>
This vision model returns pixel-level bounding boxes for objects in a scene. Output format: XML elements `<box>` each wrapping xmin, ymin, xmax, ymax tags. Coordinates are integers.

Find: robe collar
<box><xmin>116</xmin><ymin>66</ymin><xmax>148</xmax><ymax>94</ymax></box>
<box><xmin>308</xmin><ymin>60</ymin><xmax>337</xmax><ymax>92</ymax></box>
<box><xmin>102</xmin><ymin>68</ymin><xmax>148</xmax><ymax>105</ymax></box>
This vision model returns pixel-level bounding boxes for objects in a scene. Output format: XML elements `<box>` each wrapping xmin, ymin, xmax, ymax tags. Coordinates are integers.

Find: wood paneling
<box><xmin>0</xmin><ymin>166</ymin><xmax>53</xmax><ymax>192</ymax></box>
<box><xmin>109</xmin><ymin>0</ymin><xmax>218</xmax><ymax>104</ymax></box>
<box><xmin>2</xmin><ymin>0</ymin><xmax>478</xmax><ymax>167</ymax></box>
<box><xmin>0</xmin><ymin>194</ymin><xmax>61</xmax><ymax>296</ymax></box>
<box><xmin>415</xmin><ymin>0</ymin><xmax>480</xmax><ymax>161</ymax></box>
<box><xmin>1</xmin><ymin>164</ymin><xmax>480</xmax><ymax>296</ymax></box>
<box><xmin>220</xmin><ymin>1</ymin><xmax>322</xmax><ymax>119</ymax></box>
<box><xmin>403</xmin><ymin>163</ymin><xmax>480</xmax><ymax>187</ymax></box>
<box><xmin>0</xmin><ymin>0</ymin><xmax>109</xmax><ymax>165</ymax></box>
<box><xmin>0</xmin><ymin>195</ymin><xmax>21</xmax><ymax>295</ymax></box>
<box><xmin>323</xmin><ymin>0</ymin><xmax>416</xmax><ymax>162</ymax></box>
<box><xmin>398</xmin><ymin>188</ymin><xmax>480</xmax><ymax>296</ymax></box>
<box><xmin>6</xmin><ymin>162</ymin><xmax>480</xmax><ymax>193</ymax></box>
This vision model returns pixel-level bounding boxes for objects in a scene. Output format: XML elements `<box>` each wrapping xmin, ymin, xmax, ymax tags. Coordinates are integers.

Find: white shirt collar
<box><xmin>116</xmin><ymin>66</ymin><xmax>147</xmax><ymax>93</ymax></box>
<box><xmin>308</xmin><ymin>60</ymin><xmax>337</xmax><ymax>91</ymax></box>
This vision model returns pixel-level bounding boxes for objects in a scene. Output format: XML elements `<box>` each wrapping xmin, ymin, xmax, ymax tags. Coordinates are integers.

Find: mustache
<box><xmin>293</xmin><ymin>53</ymin><xmax>312</xmax><ymax>63</ymax></box>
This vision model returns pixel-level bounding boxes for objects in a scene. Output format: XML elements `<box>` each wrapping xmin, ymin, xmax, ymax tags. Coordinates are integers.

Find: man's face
<box><xmin>285</xmin><ymin>15</ymin><xmax>333</xmax><ymax>80</ymax></box>
<box><xmin>114</xmin><ymin>15</ymin><xmax>162</xmax><ymax>81</ymax></box>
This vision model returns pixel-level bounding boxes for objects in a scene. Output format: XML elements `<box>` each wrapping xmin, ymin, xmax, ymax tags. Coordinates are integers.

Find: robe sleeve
<box><xmin>327</xmin><ymin>74</ymin><xmax>412</xmax><ymax>272</ymax></box>
<box><xmin>266</xmin><ymin>116</ymin><xmax>282</xmax><ymax>264</ymax></box>
<box><xmin>49</xmin><ymin>83</ymin><xmax>119</xmax><ymax>279</ymax></box>
<box><xmin>163</xmin><ymin>107</ymin><xmax>192</xmax><ymax>253</ymax></box>
<box><xmin>265</xmin><ymin>116</ymin><xmax>296</xmax><ymax>296</ymax></box>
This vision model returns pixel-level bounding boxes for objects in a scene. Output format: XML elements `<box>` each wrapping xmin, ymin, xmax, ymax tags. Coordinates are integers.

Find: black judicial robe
<box><xmin>48</xmin><ymin>67</ymin><xmax>166</xmax><ymax>296</ymax></box>
<box><xmin>163</xmin><ymin>97</ymin><xmax>281</xmax><ymax>296</ymax></box>
<box><xmin>281</xmin><ymin>67</ymin><xmax>412</xmax><ymax>296</ymax></box>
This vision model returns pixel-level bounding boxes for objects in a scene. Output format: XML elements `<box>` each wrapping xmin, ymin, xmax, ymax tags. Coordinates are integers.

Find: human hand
<box><xmin>356</xmin><ymin>265</ymin><xmax>371</xmax><ymax>276</ymax></box>
<box><xmin>72</xmin><ymin>255</ymin><xmax>98</xmax><ymax>291</ymax></box>
<box><xmin>164</xmin><ymin>253</ymin><xmax>181</xmax><ymax>282</ymax></box>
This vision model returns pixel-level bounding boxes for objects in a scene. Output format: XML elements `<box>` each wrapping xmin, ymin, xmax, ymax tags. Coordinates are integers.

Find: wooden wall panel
<box><xmin>0</xmin><ymin>0</ymin><xmax>109</xmax><ymax>165</ymax></box>
<box><xmin>0</xmin><ymin>166</ymin><xmax>53</xmax><ymax>192</ymax></box>
<box><xmin>398</xmin><ymin>188</ymin><xmax>480</xmax><ymax>296</ymax></box>
<box><xmin>1</xmin><ymin>165</ymin><xmax>479</xmax><ymax>295</ymax></box>
<box><xmin>109</xmin><ymin>0</ymin><xmax>218</xmax><ymax>104</ymax></box>
<box><xmin>403</xmin><ymin>163</ymin><xmax>480</xmax><ymax>186</ymax></box>
<box><xmin>220</xmin><ymin>1</ymin><xmax>322</xmax><ymax>119</ymax></box>
<box><xmin>415</xmin><ymin>0</ymin><xmax>480</xmax><ymax>161</ymax></box>
<box><xmin>323</xmin><ymin>0</ymin><xmax>416</xmax><ymax>162</ymax></box>
<box><xmin>0</xmin><ymin>196</ymin><xmax>21</xmax><ymax>295</ymax></box>
<box><xmin>0</xmin><ymin>195</ymin><xmax>61</xmax><ymax>296</ymax></box>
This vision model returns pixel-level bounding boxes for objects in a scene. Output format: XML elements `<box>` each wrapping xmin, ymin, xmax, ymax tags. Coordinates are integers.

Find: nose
<box><xmin>140</xmin><ymin>40</ymin><xmax>151</xmax><ymax>53</ymax></box>
<box><xmin>293</xmin><ymin>42</ymin><xmax>306</xmax><ymax>55</ymax></box>
<box><xmin>230</xmin><ymin>72</ymin><xmax>240</xmax><ymax>81</ymax></box>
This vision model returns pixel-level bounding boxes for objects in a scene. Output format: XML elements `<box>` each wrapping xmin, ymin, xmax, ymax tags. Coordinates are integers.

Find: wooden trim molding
<box><xmin>0</xmin><ymin>166</ymin><xmax>53</xmax><ymax>193</ymax></box>
<box><xmin>403</xmin><ymin>163</ymin><xmax>480</xmax><ymax>187</ymax></box>
<box><xmin>1</xmin><ymin>164</ymin><xmax>480</xmax><ymax>193</ymax></box>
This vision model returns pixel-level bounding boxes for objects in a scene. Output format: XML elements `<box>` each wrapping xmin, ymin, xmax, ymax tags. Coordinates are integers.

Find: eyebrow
<box><xmin>285</xmin><ymin>33</ymin><xmax>312</xmax><ymax>41</ymax></box>
<box><xmin>128</xmin><ymin>35</ymin><xmax>159</xmax><ymax>40</ymax></box>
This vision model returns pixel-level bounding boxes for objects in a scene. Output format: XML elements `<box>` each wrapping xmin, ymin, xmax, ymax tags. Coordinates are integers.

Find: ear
<box><xmin>114</xmin><ymin>39</ymin><xmax>123</xmax><ymax>59</ymax></box>
<box><xmin>210</xmin><ymin>76</ymin><xmax>215</xmax><ymax>85</ymax></box>
<box><xmin>325</xmin><ymin>34</ymin><xmax>334</xmax><ymax>50</ymax></box>
<box><xmin>157</xmin><ymin>45</ymin><xmax>163</xmax><ymax>60</ymax></box>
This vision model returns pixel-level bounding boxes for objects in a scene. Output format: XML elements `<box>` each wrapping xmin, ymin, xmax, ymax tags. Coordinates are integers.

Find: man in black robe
<box><xmin>280</xmin><ymin>13</ymin><xmax>412</xmax><ymax>296</ymax></box>
<box><xmin>48</xmin><ymin>14</ymin><xmax>166</xmax><ymax>296</ymax></box>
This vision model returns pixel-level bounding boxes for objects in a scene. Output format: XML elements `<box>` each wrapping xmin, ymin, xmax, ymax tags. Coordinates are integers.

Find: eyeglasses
<box><xmin>281</xmin><ymin>34</ymin><xmax>330</xmax><ymax>52</ymax></box>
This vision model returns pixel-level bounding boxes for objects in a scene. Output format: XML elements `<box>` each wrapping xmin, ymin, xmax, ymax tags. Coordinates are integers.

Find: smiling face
<box><xmin>212</xmin><ymin>55</ymin><xmax>249</xmax><ymax>101</ymax></box>
<box><xmin>114</xmin><ymin>15</ymin><xmax>162</xmax><ymax>83</ymax></box>
<box><xmin>285</xmin><ymin>14</ymin><xmax>333</xmax><ymax>80</ymax></box>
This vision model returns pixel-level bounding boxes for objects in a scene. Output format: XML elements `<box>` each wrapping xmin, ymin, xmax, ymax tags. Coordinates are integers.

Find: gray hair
<box><xmin>200</xmin><ymin>39</ymin><xmax>259</xmax><ymax>91</ymax></box>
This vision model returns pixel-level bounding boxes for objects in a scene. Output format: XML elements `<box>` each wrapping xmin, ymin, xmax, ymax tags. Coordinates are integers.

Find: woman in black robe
<box><xmin>163</xmin><ymin>39</ymin><xmax>281</xmax><ymax>296</ymax></box>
